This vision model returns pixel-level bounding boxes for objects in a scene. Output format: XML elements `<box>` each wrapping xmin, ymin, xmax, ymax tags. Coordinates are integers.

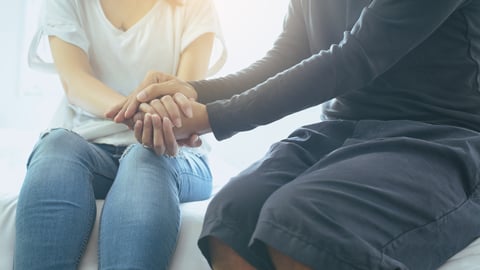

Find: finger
<box><xmin>132</xmin><ymin>111</ymin><xmax>145</xmax><ymax>123</ymax></box>
<box><xmin>124</xmin><ymin>72</ymin><xmax>158</xmax><ymax>119</ymax></box>
<box><xmin>149</xmin><ymin>99</ymin><xmax>169</xmax><ymax>118</ymax></box>
<box><xmin>173</xmin><ymin>92</ymin><xmax>193</xmax><ymax>118</ymax></box>
<box><xmin>148</xmin><ymin>99</ymin><xmax>168</xmax><ymax>118</ymax></box>
<box><xmin>162</xmin><ymin>117</ymin><xmax>178</xmax><ymax>156</ymax></box>
<box><xmin>123</xmin><ymin>118</ymin><xmax>134</xmax><ymax>130</ymax></box>
<box><xmin>115</xmin><ymin>98</ymin><xmax>138</xmax><ymax>123</ymax></box>
<box><xmin>113</xmin><ymin>102</ymin><xmax>129</xmax><ymax>123</ymax></box>
<box><xmin>139</xmin><ymin>103</ymin><xmax>156</xmax><ymax>114</ymax></box>
<box><xmin>104</xmin><ymin>102</ymin><xmax>124</xmax><ymax>119</ymax></box>
<box><xmin>189</xmin><ymin>134</ymin><xmax>202</xmax><ymax>147</ymax></box>
<box><xmin>142</xmin><ymin>113</ymin><xmax>154</xmax><ymax>148</ymax></box>
<box><xmin>137</xmin><ymin>83</ymin><xmax>168</xmax><ymax>102</ymax></box>
<box><xmin>178</xmin><ymin>134</ymin><xmax>202</xmax><ymax>147</ymax></box>
<box><xmin>123</xmin><ymin>99</ymin><xmax>141</xmax><ymax>120</ymax></box>
<box><xmin>161</xmin><ymin>95</ymin><xmax>182</xmax><ymax>128</ymax></box>
<box><xmin>136</xmin><ymin>79</ymin><xmax>185</xmax><ymax>102</ymax></box>
<box><xmin>134</xmin><ymin>120</ymin><xmax>143</xmax><ymax>143</ymax></box>
<box><xmin>152</xmin><ymin>114</ymin><xmax>166</xmax><ymax>155</ymax></box>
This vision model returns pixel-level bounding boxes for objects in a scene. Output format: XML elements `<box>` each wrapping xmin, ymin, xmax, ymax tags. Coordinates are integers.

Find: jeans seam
<box><xmin>119</xmin><ymin>144</ymin><xmax>135</xmax><ymax>161</ymax></box>
<box><xmin>74</xmin><ymin>180</ymin><xmax>97</xmax><ymax>267</ymax></box>
<box><xmin>98</xmin><ymin>200</ymin><xmax>104</xmax><ymax>269</ymax></box>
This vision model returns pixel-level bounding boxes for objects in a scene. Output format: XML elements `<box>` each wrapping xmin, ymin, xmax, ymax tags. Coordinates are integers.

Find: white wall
<box><xmin>0</xmin><ymin>1</ymin><xmax>61</xmax><ymax>132</ymax></box>
<box><xmin>206</xmin><ymin>0</ymin><xmax>322</xmax><ymax>169</ymax></box>
<box><xmin>0</xmin><ymin>1</ymin><xmax>26</xmax><ymax>127</ymax></box>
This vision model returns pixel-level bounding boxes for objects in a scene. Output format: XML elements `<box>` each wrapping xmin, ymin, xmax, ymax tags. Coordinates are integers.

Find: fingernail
<box><xmin>137</xmin><ymin>92</ymin><xmax>146</xmax><ymax>101</ymax></box>
<box><xmin>164</xmin><ymin>117</ymin><xmax>172</xmax><ymax>127</ymax></box>
<box><xmin>174</xmin><ymin>119</ymin><xmax>182</xmax><ymax>128</ymax></box>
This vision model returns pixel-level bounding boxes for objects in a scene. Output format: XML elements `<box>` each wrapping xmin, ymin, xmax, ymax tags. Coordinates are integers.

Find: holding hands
<box><xmin>105</xmin><ymin>71</ymin><xmax>208</xmax><ymax>156</ymax></box>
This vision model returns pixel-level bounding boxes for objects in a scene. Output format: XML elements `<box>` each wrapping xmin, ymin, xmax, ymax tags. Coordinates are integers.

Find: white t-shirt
<box><xmin>30</xmin><ymin>0</ymin><xmax>226</xmax><ymax>148</ymax></box>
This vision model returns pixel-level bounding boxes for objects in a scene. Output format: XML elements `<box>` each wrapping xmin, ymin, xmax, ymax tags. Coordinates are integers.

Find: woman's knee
<box><xmin>121</xmin><ymin>144</ymin><xmax>171</xmax><ymax>168</ymax></box>
<box><xmin>119</xmin><ymin>144</ymin><xmax>186</xmax><ymax>185</ymax></box>
<box><xmin>29</xmin><ymin>129</ymin><xmax>89</xmax><ymax>164</ymax></box>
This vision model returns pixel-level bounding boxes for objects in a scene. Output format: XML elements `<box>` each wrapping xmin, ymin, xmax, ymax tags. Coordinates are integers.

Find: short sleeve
<box><xmin>41</xmin><ymin>0</ymin><xmax>89</xmax><ymax>53</ymax></box>
<box><xmin>181</xmin><ymin>0</ymin><xmax>227</xmax><ymax>77</ymax></box>
<box><xmin>28</xmin><ymin>0</ymin><xmax>90</xmax><ymax>73</ymax></box>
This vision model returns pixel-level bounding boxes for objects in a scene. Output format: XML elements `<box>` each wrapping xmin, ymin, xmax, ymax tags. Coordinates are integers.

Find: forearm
<box><xmin>176</xmin><ymin>33</ymin><xmax>215</xmax><ymax>81</ymax></box>
<box><xmin>62</xmin><ymin>72</ymin><xmax>125</xmax><ymax>117</ymax></box>
<box><xmin>199</xmin><ymin>0</ymin><xmax>466</xmax><ymax>141</ymax></box>
<box><xmin>192</xmin><ymin>48</ymin><xmax>309</xmax><ymax>104</ymax></box>
<box><xmin>49</xmin><ymin>36</ymin><xmax>125</xmax><ymax>118</ymax></box>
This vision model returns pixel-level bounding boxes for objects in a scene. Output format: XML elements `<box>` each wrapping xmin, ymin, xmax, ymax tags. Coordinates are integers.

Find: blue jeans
<box><xmin>14</xmin><ymin>129</ymin><xmax>212</xmax><ymax>270</ymax></box>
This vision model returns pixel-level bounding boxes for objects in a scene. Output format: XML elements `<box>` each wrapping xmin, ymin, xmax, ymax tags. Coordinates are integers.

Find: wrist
<box><xmin>173</xmin><ymin>102</ymin><xmax>211</xmax><ymax>140</ymax></box>
<box><xmin>185</xmin><ymin>82</ymin><xmax>199</xmax><ymax>101</ymax></box>
<box><xmin>194</xmin><ymin>103</ymin><xmax>211</xmax><ymax>135</ymax></box>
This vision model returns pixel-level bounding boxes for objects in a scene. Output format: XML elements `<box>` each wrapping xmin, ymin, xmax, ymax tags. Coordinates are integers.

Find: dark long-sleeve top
<box><xmin>190</xmin><ymin>0</ymin><xmax>480</xmax><ymax>141</ymax></box>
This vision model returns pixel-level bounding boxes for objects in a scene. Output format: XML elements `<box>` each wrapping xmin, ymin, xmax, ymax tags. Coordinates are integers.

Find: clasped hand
<box><xmin>105</xmin><ymin>71</ymin><xmax>200</xmax><ymax>156</ymax></box>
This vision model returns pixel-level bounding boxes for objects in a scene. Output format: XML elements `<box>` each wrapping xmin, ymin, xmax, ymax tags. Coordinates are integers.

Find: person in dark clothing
<box><xmin>107</xmin><ymin>0</ymin><xmax>480</xmax><ymax>269</ymax></box>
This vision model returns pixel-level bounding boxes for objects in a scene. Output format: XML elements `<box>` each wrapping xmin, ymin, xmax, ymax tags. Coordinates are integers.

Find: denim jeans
<box><xmin>14</xmin><ymin>128</ymin><xmax>212</xmax><ymax>270</ymax></box>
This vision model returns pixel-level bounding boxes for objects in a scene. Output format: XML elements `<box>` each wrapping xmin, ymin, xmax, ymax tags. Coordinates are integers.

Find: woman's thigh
<box><xmin>109</xmin><ymin>145</ymin><xmax>213</xmax><ymax>204</ymax></box>
<box><xmin>98</xmin><ymin>145</ymin><xmax>214</xmax><ymax>268</ymax></box>
<box><xmin>15</xmin><ymin>129</ymin><xmax>118</xmax><ymax>268</ymax></box>
<box><xmin>22</xmin><ymin>128</ymin><xmax>118</xmax><ymax>199</ymax></box>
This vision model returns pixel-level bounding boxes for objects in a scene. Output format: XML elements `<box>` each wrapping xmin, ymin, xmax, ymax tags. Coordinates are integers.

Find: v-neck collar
<box><xmin>96</xmin><ymin>0</ymin><xmax>160</xmax><ymax>35</ymax></box>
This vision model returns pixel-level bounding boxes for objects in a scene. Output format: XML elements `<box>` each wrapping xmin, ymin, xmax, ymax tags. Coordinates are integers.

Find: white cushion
<box><xmin>438</xmin><ymin>237</ymin><xmax>480</xmax><ymax>270</ymax></box>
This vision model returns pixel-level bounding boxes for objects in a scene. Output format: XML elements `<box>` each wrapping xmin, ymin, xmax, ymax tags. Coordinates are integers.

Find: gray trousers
<box><xmin>199</xmin><ymin>120</ymin><xmax>480</xmax><ymax>270</ymax></box>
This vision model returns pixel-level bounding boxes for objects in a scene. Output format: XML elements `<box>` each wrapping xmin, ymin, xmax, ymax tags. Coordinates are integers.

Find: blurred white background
<box><xmin>0</xmin><ymin>0</ymin><xmax>321</xmax><ymax>194</ymax></box>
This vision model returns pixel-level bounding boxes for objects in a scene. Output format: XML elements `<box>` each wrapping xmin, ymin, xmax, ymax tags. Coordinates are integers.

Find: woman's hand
<box><xmin>135</xmin><ymin>101</ymin><xmax>210</xmax><ymax>156</ymax></box>
<box><xmin>134</xmin><ymin>115</ymin><xmax>203</xmax><ymax>156</ymax></box>
<box><xmin>134</xmin><ymin>94</ymin><xmax>202</xmax><ymax>156</ymax></box>
<box><xmin>135</xmin><ymin>115</ymin><xmax>202</xmax><ymax>156</ymax></box>
<box><xmin>134</xmin><ymin>114</ymin><xmax>178</xmax><ymax>156</ymax></box>
<box><xmin>105</xmin><ymin>71</ymin><xmax>197</xmax><ymax>125</ymax></box>
<box><xmin>146</xmin><ymin>93</ymin><xmax>196</xmax><ymax>128</ymax></box>
<box><xmin>104</xmin><ymin>71</ymin><xmax>172</xmax><ymax>122</ymax></box>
